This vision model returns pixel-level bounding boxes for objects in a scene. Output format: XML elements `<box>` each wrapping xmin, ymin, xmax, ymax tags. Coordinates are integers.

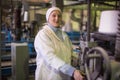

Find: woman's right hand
<box><xmin>73</xmin><ymin>70</ymin><xmax>83</xmax><ymax>80</ymax></box>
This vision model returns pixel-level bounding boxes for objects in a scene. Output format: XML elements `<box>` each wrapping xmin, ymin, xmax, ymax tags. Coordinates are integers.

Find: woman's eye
<box><xmin>52</xmin><ymin>14</ymin><xmax>61</xmax><ymax>18</ymax></box>
<box><xmin>52</xmin><ymin>14</ymin><xmax>56</xmax><ymax>17</ymax></box>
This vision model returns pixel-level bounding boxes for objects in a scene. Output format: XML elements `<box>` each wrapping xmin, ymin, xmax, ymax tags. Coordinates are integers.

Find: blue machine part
<box><xmin>28</xmin><ymin>42</ymin><xmax>35</xmax><ymax>54</ymax></box>
<box><xmin>66</xmin><ymin>31</ymin><xmax>80</xmax><ymax>40</ymax></box>
<box><xmin>66</xmin><ymin>31</ymin><xmax>80</xmax><ymax>45</ymax></box>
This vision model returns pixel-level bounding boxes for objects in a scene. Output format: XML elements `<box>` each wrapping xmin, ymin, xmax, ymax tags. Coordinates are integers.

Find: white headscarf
<box><xmin>46</xmin><ymin>7</ymin><xmax>61</xmax><ymax>22</ymax></box>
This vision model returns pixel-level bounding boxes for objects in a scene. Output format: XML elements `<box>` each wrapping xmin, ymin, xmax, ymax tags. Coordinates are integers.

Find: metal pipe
<box><xmin>0</xmin><ymin>0</ymin><xmax>1</xmax><ymax>79</ymax></box>
<box><xmin>13</xmin><ymin>3</ymin><xmax>22</xmax><ymax>41</ymax></box>
<box><xmin>52</xmin><ymin>0</ymin><xmax>64</xmax><ymax>11</ymax></box>
<box><xmin>87</xmin><ymin>0</ymin><xmax>91</xmax><ymax>41</ymax></box>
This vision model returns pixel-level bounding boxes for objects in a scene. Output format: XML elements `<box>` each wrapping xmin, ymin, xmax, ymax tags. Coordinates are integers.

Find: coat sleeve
<box><xmin>34</xmin><ymin>30</ymin><xmax>65</xmax><ymax>70</ymax></box>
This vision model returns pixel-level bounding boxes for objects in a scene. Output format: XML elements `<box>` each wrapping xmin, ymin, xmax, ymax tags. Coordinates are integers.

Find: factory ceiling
<box><xmin>1</xmin><ymin>0</ymin><xmax>119</xmax><ymax>7</ymax></box>
<box><xmin>1</xmin><ymin>0</ymin><xmax>119</xmax><ymax>16</ymax></box>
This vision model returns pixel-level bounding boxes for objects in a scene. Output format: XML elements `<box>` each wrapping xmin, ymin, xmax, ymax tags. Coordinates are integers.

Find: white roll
<box><xmin>23</xmin><ymin>11</ymin><xmax>28</xmax><ymax>22</ymax></box>
<box><xmin>98</xmin><ymin>10</ymin><xmax>119</xmax><ymax>35</ymax></box>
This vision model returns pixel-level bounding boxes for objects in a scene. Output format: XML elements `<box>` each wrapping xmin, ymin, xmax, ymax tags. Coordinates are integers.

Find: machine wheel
<box><xmin>84</xmin><ymin>47</ymin><xmax>111</xmax><ymax>80</ymax></box>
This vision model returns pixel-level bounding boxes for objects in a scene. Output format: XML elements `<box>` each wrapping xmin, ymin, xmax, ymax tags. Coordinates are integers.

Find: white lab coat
<box><xmin>34</xmin><ymin>25</ymin><xmax>73</xmax><ymax>80</ymax></box>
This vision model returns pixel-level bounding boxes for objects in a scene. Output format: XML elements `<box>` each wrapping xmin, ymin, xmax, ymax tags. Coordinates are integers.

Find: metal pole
<box><xmin>13</xmin><ymin>2</ymin><xmax>22</xmax><ymax>41</ymax></box>
<box><xmin>87</xmin><ymin>0</ymin><xmax>91</xmax><ymax>42</ymax></box>
<box><xmin>52</xmin><ymin>0</ymin><xmax>64</xmax><ymax>11</ymax></box>
<box><xmin>0</xmin><ymin>0</ymin><xmax>2</xmax><ymax>79</ymax></box>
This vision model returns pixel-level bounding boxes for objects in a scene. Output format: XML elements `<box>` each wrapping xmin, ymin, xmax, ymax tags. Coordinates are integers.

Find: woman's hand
<box><xmin>73</xmin><ymin>70</ymin><xmax>83</xmax><ymax>80</ymax></box>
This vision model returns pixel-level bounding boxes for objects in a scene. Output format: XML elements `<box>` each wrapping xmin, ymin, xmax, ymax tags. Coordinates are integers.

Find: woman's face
<box><xmin>48</xmin><ymin>10</ymin><xmax>62</xmax><ymax>28</ymax></box>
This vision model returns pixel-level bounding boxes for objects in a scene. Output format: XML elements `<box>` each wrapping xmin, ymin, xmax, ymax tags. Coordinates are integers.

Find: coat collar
<box><xmin>43</xmin><ymin>25</ymin><xmax>65</xmax><ymax>41</ymax></box>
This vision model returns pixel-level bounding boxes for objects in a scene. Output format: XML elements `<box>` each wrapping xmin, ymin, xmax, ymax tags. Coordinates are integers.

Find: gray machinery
<box><xmin>11</xmin><ymin>43</ymin><xmax>29</xmax><ymax>80</ymax></box>
<box><xmin>83</xmin><ymin>3</ymin><xmax>119</xmax><ymax>80</ymax></box>
<box><xmin>79</xmin><ymin>40</ymin><xmax>111</xmax><ymax>80</ymax></box>
<box><xmin>77</xmin><ymin>1</ymin><xmax>120</xmax><ymax>80</ymax></box>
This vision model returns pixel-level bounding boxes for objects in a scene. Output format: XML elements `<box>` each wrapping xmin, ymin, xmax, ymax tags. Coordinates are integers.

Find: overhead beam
<box><xmin>96</xmin><ymin>2</ymin><xmax>120</xmax><ymax>8</ymax></box>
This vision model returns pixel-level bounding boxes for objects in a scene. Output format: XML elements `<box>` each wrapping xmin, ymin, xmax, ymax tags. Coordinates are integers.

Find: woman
<box><xmin>34</xmin><ymin>6</ymin><xmax>83</xmax><ymax>80</ymax></box>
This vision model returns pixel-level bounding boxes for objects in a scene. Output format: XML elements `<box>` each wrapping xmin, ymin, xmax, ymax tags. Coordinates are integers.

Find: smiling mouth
<box><xmin>54</xmin><ymin>21</ymin><xmax>59</xmax><ymax>24</ymax></box>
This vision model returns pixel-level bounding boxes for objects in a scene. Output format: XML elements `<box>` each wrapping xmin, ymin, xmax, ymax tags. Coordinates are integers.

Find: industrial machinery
<box><xmin>68</xmin><ymin>1</ymin><xmax>120</xmax><ymax>80</ymax></box>
<box><xmin>90</xmin><ymin>10</ymin><xmax>120</xmax><ymax>80</ymax></box>
<box><xmin>77</xmin><ymin>6</ymin><xmax>120</xmax><ymax>80</ymax></box>
<box><xmin>78</xmin><ymin>38</ymin><xmax>111</xmax><ymax>80</ymax></box>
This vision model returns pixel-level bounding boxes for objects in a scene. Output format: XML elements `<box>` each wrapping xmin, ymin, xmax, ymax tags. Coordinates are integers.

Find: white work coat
<box><xmin>34</xmin><ymin>25</ymin><xmax>73</xmax><ymax>80</ymax></box>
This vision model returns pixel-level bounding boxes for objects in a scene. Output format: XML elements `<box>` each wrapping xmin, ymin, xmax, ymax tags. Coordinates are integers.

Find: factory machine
<box><xmin>76</xmin><ymin>10</ymin><xmax>120</xmax><ymax>80</ymax></box>
<box><xmin>64</xmin><ymin>1</ymin><xmax>120</xmax><ymax>80</ymax></box>
<box><xmin>91</xmin><ymin>11</ymin><xmax>120</xmax><ymax>80</ymax></box>
<box><xmin>0</xmin><ymin>1</ymin><xmax>36</xmax><ymax>80</ymax></box>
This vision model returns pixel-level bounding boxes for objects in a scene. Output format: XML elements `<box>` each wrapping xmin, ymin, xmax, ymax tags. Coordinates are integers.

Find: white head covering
<box><xmin>46</xmin><ymin>7</ymin><xmax>61</xmax><ymax>22</ymax></box>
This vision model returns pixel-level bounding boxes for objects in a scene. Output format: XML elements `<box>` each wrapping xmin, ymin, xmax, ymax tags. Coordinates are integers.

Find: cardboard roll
<box><xmin>98</xmin><ymin>10</ymin><xmax>119</xmax><ymax>35</ymax></box>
